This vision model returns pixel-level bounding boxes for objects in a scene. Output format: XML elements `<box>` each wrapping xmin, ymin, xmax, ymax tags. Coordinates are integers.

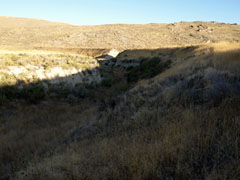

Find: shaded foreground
<box><xmin>0</xmin><ymin>42</ymin><xmax>240</xmax><ymax>179</ymax></box>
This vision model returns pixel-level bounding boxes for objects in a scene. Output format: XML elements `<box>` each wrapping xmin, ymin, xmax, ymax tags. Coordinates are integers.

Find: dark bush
<box><xmin>101</xmin><ymin>78</ymin><xmax>114</xmax><ymax>87</ymax></box>
<box><xmin>126</xmin><ymin>66</ymin><xmax>134</xmax><ymax>71</ymax></box>
<box><xmin>127</xmin><ymin>57</ymin><xmax>171</xmax><ymax>83</ymax></box>
<box><xmin>73</xmin><ymin>84</ymin><xmax>88</xmax><ymax>98</ymax></box>
<box><xmin>116</xmin><ymin>84</ymin><xmax>129</xmax><ymax>93</ymax></box>
<box><xmin>21</xmin><ymin>85</ymin><xmax>45</xmax><ymax>103</ymax></box>
<box><xmin>59</xmin><ymin>88</ymin><xmax>72</xmax><ymax>98</ymax></box>
<box><xmin>0</xmin><ymin>85</ymin><xmax>19</xmax><ymax>99</ymax></box>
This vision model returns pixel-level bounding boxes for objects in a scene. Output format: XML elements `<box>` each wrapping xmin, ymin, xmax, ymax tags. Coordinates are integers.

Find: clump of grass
<box><xmin>0</xmin><ymin>74</ymin><xmax>18</xmax><ymax>86</ymax></box>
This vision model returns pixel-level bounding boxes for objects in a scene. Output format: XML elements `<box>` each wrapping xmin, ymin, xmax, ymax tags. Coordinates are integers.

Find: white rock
<box><xmin>108</xmin><ymin>49</ymin><xmax>119</xmax><ymax>58</ymax></box>
<box><xmin>8</xmin><ymin>66</ymin><xmax>27</xmax><ymax>75</ymax></box>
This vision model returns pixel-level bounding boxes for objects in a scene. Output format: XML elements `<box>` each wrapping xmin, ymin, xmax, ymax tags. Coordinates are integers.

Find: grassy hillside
<box><xmin>1</xmin><ymin>42</ymin><xmax>240</xmax><ymax>179</ymax></box>
<box><xmin>0</xmin><ymin>17</ymin><xmax>240</xmax><ymax>50</ymax></box>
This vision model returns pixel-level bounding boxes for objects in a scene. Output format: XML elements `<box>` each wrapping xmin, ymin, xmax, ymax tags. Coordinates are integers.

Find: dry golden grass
<box><xmin>0</xmin><ymin>48</ymin><xmax>111</xmax><ymax>59</ymax></box>
<box><xmin>0</xmin><ymin>100</ymin><xmax>98</xmax><ymax>178</ymax></box>
<box><xmin>118</xmin><ymin>41</ymin><xmax>240</xmax><ymax>60</ymax></box>
<box><xmin>0</xmin><ymin>17</ymin><xmax>240</xmax><ymax>50</ymax></box>
<box><xmin>134</xmin><ymin>42</ymin><xmax>240</xmax><ymax>84</ymax></box>
<box><xmin>0</xmin><ymin>16</ymin><xmax>240</xmax><ymax>179</ymax></box>
<box><xmin>0</xmin><ymin>42</ymin><xmax>239</xmax><ymax>179</ymax></box>
<box><xmin>14</xmin><ymin>100</ymin><xmax>240</xmax><ymax>180</ymax></box>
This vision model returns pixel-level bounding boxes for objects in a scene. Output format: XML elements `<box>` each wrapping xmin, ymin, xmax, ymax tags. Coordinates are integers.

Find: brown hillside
<box><xmin>0</xmin><ymin>17</ymin><xmax>240</xmax><ymax>50</ymax></box>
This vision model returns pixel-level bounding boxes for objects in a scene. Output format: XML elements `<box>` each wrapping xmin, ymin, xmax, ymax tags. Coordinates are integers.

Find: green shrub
<box><xmin>21</xmin><ymin>85</ymin><xmax>45</xmax><ymax>103</ymax></box>
<box><xmin>126</xmin><ymin>66</ymin><xmax>134</xmax><ymax>71</ymax></box>
<box><xmin>73</xmin><ymin>84</ymin><xmax>88</xmax><ymax>98</ymax></box>
<box><xmin>59</xmin><ymin>88</ymin><xmax>72</xmax><ymax>98</ymax></box>
<box><xmin>116</xmin><ymin>84</ymin><xmax>129</xmax><ymax>93</ymax></box>
<box><xmin>66</xmin><ymin>93</ymin><xmax>77</xmax><ymax>103</ymax></box>
<box><xmin>0</xmin><ymin>85</ymin><xmax>19</xmax><ymax>100</ymax></box>
<box><xmin>101</xmin><ymin>78</ymin><xmax>114</xmax><ymax>87</ymax></box>
<box><xmin>127</xmin><ymin>57</ymin><xmax>171</xmax><ymax>83</ymax></box>
<box><xmin>0</xmin><ymin>94</ymin><xmax>7</xmax><ymax>105</ymax></box>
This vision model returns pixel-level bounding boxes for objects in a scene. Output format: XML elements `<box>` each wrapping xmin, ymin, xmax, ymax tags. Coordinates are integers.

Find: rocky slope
<box><xmin>0</xmin><ymin>54</ymin><xmax>102</xmax><ymax>89</ymax></box>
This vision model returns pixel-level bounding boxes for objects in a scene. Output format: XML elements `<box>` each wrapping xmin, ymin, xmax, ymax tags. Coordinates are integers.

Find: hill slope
<box><xmin>0</xmin><ymin>17</ymin><xmax>240</xmax><ymax>50</ymax></box>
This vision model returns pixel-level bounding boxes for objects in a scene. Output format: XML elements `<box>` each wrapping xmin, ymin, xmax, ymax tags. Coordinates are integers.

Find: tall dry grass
<box><xmin>17</xmin><ymin>99</ymin><xmax>240</xmax><ymax>180</ymax></box>
<box><xmin>1</xmin><ymin>42</ymin><xmax>240</xmax><ymax>179</ymax></box>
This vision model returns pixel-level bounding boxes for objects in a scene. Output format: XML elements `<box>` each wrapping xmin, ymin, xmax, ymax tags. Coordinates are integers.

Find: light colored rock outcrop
<box><xmin>108</xmin><ymin>49</ymin><xmax>119</xmax><ymax>58</ymax></box>
<box><xmin>0</xmin><ymin>61</ymin><xmax>102</xmax><ymax>89</ymax></box>
<box><xmin>96</xmin><ymin>49</ymin><xmax>120</xmax><ymax>60</ymax></box>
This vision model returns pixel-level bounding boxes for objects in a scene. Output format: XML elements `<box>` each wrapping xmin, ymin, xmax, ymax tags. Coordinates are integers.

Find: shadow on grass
<box><xmin>0</xmin><ymin>45</ymin><xmax>240</xmax><ymax>105</ymax></box>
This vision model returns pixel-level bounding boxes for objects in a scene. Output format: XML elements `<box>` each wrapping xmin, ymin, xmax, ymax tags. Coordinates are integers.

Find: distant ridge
<box><xmin>0</xmin><ymin>16</ymin><xmax>71</xmax><ymax>27</ymax></box>
<box><xmin>0</xmin><ymin>16</ymin><xmax>239</xmax><ymax>50</ymax></box>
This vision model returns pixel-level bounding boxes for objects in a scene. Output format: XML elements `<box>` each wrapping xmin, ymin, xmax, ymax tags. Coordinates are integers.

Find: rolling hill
<box><xmin>0</xmin><ymin>16</ymin><xmax>240</xmax><ymax>50</ymax></box>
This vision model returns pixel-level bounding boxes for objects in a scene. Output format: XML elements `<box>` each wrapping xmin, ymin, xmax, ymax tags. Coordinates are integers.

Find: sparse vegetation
<box><xmin>0</xmin><ymin>18</ymin><xmax>240</xmax><ymax>180</ymax></box>
<box><xmin>1</xmin><ymin>17</ymin><xmax>240</xmax><ymax>49</ymax></box>
<box><xmin>18</xmin><ymin>100</ymin><xmax>240</xmax><ymax>180</ymax></box>
<box><xmin>0</xmin><ymin>54</ymin><xmax>96</xmax><ymax>70</ymax></box>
